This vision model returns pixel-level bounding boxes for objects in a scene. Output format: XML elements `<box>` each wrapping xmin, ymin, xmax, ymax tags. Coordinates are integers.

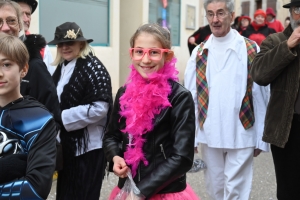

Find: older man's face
<box><xmin>0</xmin><ymin>5</ymin><xmax>20</xmax><ymax>37</ymax></box>
<box><xmin>18</xmin><ymin>2</ymin><xmax>31</xmax><ymax>32</ymax></box>
<box><xmin>205</xmin><ymin>1</ymin><xmax>234</xmax><ymax>37</ymax></box>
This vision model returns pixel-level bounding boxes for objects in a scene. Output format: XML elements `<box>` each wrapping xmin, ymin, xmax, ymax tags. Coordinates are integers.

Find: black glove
<box><xmin>0</xmin><ymin>153</ymin><xmax>27</xmax><ymax>184</ymax></box>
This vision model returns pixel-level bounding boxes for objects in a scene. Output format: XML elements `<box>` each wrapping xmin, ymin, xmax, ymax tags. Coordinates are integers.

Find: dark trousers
<box><xmin>271</xmin><ymin>114</ymin><xmax>300</xmax><ymax>200</ymax></box>
<box><xmin>56</xmin><ymin>148</ymin><xmax>106</xmax><ymax>200</ymax></box>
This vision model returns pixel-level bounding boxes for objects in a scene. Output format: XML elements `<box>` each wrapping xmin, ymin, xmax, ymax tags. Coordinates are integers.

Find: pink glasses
<box><xmin>129</xmin><ymin>48</ymin><xmax>170</xmax><ymax>61</ymax></box>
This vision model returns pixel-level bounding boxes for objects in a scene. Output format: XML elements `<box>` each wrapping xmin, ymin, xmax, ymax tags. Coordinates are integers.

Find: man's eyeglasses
<box><xmin>206</xmin><ymin>11</ymin><xmax>229</xmax><ymax>20</ymax></box>
<box><xmin>292</xmin><ymin>7</ymin><xmax>300</xmax><ymax>15</ymax></box>
<box><xmin>0</xmin><ymin>17</ymin><xmax>18</xmax><ymax>28</ymax></box>
<box><xmin>57</xmin><ymin>41</ymin><xmax>76</xmax><ymax>48</ymax></box>
<box><xmin>129</xmin><ymin>48</ymin><xmax>170</xmax><ymax>61</ymax></box>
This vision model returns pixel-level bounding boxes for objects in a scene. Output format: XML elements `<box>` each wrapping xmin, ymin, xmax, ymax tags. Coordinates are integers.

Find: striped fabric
<box><xmin>196</xmin><ymin>44</ymin><xmax>208</xmax><ymax>128</ymax></box>
<box><xmin>196</xmin><ymin>37</ymin><xmax>257</xmax><ymax>129</ymax></box>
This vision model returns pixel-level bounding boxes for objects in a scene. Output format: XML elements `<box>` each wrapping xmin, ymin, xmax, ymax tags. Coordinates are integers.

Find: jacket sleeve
<box><xmin>137</xmin><ymin>89</ymin><xmax>196</xmax><ymax>198</ymax></box>
<box><xmin>62</xmin><ymin>101</ymin><xmax>109</xmax><ymax>132</ymax></box>
<box><xmin>103</xmin><ymin>88</ymin><xmax>125</xmax><ymax>163</ymax></box>
<box><xmin>21</xmin><ymin>59</ymin><xmax>62</xmax><ymax>130</ymax></box>
<box><xmin>0</xmin><ymin>119</ymin><xmax>57</xmax><ymax>200</ymax></box>
<box><xmin>250</xmin><ymin>34</ymin><xmax>297</xmax><ymax>86</ymax></box>
<box><xmin>188</xmin><ymin>28</ymin><xmax>201</xmax><ymax>55</ymax></box>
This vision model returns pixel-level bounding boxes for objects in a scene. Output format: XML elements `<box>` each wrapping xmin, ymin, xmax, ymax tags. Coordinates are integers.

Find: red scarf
<box><xmin>251</xmin><ymin>21</ymin><xmax>266</xmax><ymax>31</ymax></box>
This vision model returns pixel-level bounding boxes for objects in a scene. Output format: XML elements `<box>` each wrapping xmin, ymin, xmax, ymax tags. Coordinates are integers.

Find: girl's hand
<box><xmin>112</xmin><ymin>156</ymin><xmax>129</xmax><ymax>178</ymax></box>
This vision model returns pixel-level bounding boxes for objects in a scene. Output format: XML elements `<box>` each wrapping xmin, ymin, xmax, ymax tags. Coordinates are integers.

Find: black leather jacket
<box><xmin>103</xmin><ymin>80</ymin><xmax>195</xmax><ymax>198</ymax></box>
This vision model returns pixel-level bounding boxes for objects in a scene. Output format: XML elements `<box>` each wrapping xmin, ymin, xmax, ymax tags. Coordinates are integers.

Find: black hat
<box><xmin>283</xmin><ymin>0</ymin><xmax>300</xmax><ymax>8</ymax></box>
<box><xmin>48</xmin><ymin>22</ymin><xmax>93</xmax><ymax>45</ymax></box>
<box><xmin>12</xmin><ymin>0</ymin><xmax>38</xmax><ymax>14</ymax></box>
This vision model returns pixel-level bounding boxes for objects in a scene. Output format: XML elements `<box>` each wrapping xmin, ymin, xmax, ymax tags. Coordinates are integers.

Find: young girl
<box><xmin>0</xmin><ymin>34</ymin><xmax>57</xmax><ymax>199</ymax></box>
<box><xmin>103</xmin><ymin>23</ymin><xmax>199</xmax><ymax>200</ymax></box>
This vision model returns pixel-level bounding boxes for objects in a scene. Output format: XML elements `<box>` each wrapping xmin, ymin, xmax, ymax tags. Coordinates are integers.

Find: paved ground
<box><xmin>47</xmin><ymin>150</ymin><xmax>277</xmax><ymax>200</ymax></box>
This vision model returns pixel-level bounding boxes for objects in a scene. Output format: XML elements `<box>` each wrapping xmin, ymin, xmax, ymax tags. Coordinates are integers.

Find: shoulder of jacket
<box><xmin>169</xmin><ymin>81</ymin><xmax>190</xmax><ymax>100</ymax></box>
<box><xmin>1</xmin><ymin>107</ymin><xmax>53</xmax><ymax>138</ymax></box>
<box><xmin>266</xmin><ymin>32</ymin><xmax>287</xmax><ymax>47</ymax></box>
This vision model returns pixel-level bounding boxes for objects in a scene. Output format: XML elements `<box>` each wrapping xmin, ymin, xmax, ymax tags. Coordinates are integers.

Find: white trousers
<box><xmin>201</xmin><ymin>144</ymin><xmax>254</xmax><ymax>200</ymax></box>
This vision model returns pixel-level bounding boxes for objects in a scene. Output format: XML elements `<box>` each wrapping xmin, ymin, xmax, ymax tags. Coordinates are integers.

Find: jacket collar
<box><xmin>283</xmin><ymin>23</ymin><xmax>293</xmax><ymax>38</ymax></box>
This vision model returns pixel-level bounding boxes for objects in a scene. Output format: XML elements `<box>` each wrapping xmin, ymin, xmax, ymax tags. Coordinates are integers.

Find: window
<box><xmin>241</xmin><ymin>1</ymin><xmax>250</xmax><ymax>16</ymax></box>
<box><xmin>149</xmin><ymin>0</ymin><xmax>181</xmax><ymax>46</ymax></box>
<box><xmin>39</xmin><ymin>0</ymin><xmax>109</xmax><ymax>46</ymax></box>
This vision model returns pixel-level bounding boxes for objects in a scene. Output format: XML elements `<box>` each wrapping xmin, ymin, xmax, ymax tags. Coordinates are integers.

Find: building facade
<box><xmin>30</xmin><ymin>0</ymin><xmax>289</xmax><ymax>95</ymax></box>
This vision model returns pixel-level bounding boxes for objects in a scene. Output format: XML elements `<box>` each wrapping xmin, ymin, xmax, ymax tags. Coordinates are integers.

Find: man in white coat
<box><xmin>184</xmin><ymin>0</ymin><xmax>269</xmax><ymax>199</ymax></box>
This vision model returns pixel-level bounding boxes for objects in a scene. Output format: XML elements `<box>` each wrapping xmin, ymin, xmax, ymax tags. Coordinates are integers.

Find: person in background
<box><xmin>49</xmin><ymin>22</ymin><xmax>113</xmax><ymax>200</ymax></box>
<box><xmin>0</xmin><ymin>0</ymin><xmax>61</xmax><ymax>131</ymax></box>
<box><xmin>185</xmin><ymin>0</ymin><xmax>270</xmax><ymax>199</ymax></box>
<box><xmin>231</xmin><ymin>15</ymin><xmax>240</xmax><ymax>30</ymax></box>
<box><xmin>251</xmin><ymin>0</ymin><xmax>300</xmax><ymax>198</ymax></box>
<box><xmin>238</xmin><ymin>14</ymin><xmax>251</xmax><ymax>33</ymax></box>
<box><xmin>284</xmin><ymin>16</ymin><xmax>290</xmax><ymax>28</ymax></box>
<box><xmin>241</xmin><ymin>9</ymin><xmax>276</xmax><ymax>46</ymax></box>
<box><xmin>266</xmin><ymin>7</ymin><xmax>285</xmax><ymax>32</ymax></box>
<box><xmin>12</xmin><ymin>0</ymin><xmax>55</xmax><ymax>75</ymax></box>
<box><xmin>104</xmin><ymin>23</ymin><xmax>199</xmax><ymax>200</ymax></box>
<box><xmin>0</xmin><ymin>33</ymin><xmax>56</xmax><ymax>200</ymax></box>
<box><xmin>187</xmin><ymin>24</ymin><xmax>211</xmax><ymax>55</ymax></box>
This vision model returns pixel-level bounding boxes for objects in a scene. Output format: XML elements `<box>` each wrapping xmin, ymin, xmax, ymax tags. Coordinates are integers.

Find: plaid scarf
<box><xmin>196</xmin><ymin>37</ymin><xmax>257</xmax><ymax>130</ymax></box>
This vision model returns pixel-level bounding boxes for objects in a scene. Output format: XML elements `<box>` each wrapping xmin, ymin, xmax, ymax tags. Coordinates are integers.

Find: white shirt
<box><xmin>184</xmin><ymin>29</ymin><xmax>269</xmax><ymax>152</ymax></box>
<box><xmin>43</xmin><ymin>45</ymin><xmax>56</xmax><ymax>75</ymax></box>
<box><xmin>56</xmin><ymin>59</ymin><xmax>109</xmax><ymax>156</ymax></box>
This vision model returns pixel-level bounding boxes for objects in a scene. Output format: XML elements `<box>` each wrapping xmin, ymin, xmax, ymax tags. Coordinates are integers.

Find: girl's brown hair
<box><xmin>130</xmin><ymin>23</ymin><xmax>172</xmax><ymax>49</ymax></box>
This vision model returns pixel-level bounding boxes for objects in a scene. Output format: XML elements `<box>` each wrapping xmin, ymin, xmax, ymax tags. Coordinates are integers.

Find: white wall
<box><xmin>119</xmin><ymin>0</ymin><xmax>149</xmax><ymax>87</ymax></box>
<box><xmin>29</xmin><ymin>0</ymin><xmax>251</xmax><ymax>95</ymax></box>
<box><xmin>31</xmin><ymin>0</ymin><xmax>121</xmax><ymax>95</ymax></box>
<box><xmin>175</xmin><ymin>0</ymin><xmax>200</xmax><ymax>84</ymax></box>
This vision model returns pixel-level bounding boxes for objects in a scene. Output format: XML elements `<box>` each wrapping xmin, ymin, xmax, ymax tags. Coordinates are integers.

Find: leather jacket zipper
<box><xmin>138</xmin><ymin>164</ymin><xmax>141</xmax><ymax>181</ymax></box>
<box><xmin>160</xmin><ymin>144</ymin><xmax>167</xmax><ymax>159</ymax></box>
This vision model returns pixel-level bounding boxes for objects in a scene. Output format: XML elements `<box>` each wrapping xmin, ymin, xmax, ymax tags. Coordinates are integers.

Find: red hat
<box><xmin>239</xmin><ymin>15</ymin><xmax>252</xmax><ymax>23</ymax></box>
<box><xmin>254</xmin><ymin>9</ymin><xmax>267</xmax><ymax>19</ymax></box>
<box><xmin>266</xmin><ymin>7</ymin><xmax>276</xmax><ymax>17</ymax></box>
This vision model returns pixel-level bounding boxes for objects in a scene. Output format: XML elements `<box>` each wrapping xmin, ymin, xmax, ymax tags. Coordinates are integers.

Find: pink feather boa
<box><xmin>119</xmin><ymin>57</ymin><xmax>178</xmax><ymax>177</ymax></box>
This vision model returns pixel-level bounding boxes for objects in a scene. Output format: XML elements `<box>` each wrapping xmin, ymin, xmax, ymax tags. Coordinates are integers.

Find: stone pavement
<box><xmin>47</xmin><ymin>151</ymin><xmax>277</xmax><ymax>200</ymax></box>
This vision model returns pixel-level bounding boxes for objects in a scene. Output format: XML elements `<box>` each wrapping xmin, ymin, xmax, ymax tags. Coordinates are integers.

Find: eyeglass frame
<box><xmin>205</xmin><ymin>10</ymin><xmax>230</xmax><ymax>20</ymax></box>
<box><xmin>129</xmin><ymin>48</ymin><xmax>171</xmax><ymax>61</ymax></box>
<box><xmin>0</xmin><ymin>17</ymin><xmax>19</xmax><ymax>29</ymax></box>
<box><xmin>291</xmin><ymin>7</ymin><xmax>300</xmax><ymax>15</ymax></box>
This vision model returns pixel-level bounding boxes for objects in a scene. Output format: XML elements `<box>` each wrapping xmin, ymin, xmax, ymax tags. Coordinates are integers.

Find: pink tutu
<box><xmin>108</xmin><ymin>184</ymin><xmax>200</xmax><ymax>200</ymax></box>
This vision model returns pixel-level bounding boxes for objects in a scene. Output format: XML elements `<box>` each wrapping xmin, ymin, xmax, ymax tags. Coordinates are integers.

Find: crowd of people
<box><xmin>0</xmin><ymin>0</ymin><xmax>299</xmax><ymax>200</ymax></box>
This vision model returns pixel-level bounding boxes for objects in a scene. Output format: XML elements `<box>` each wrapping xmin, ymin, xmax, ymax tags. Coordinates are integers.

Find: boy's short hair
<box><xmin>0</xmin><ymin>33</ymin><xmax>29</xmax><ymax>69</ymax></box>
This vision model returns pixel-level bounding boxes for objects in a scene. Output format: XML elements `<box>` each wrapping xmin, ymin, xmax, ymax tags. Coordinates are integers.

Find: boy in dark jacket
<box><xmin>0</xmin><ymin>33</ymin><xmax>56</xmax><ymax>199</ymax></box>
